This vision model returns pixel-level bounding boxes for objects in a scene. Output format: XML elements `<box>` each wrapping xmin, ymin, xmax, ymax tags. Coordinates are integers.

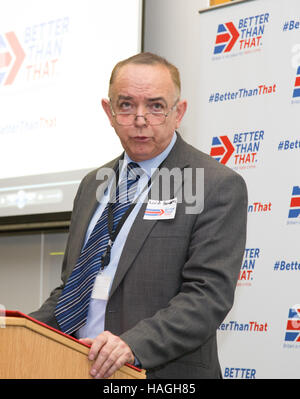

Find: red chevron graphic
<box><xmin>3</xmin><ymin>32</ymin><xmax>25</xmax><ymax>85</ymax></box>
<box><xmin>220</xmin><ymin>135</ymin><xmax>235</xmax><ymax>164</ymax></box>
<box><xmin>145</xmin><ymin>209</ymin><xmax>165</xmax><ymax>216</ymax></box>
<box><xmin>210</xmin><ymin>136</ymin><xmax>235</xmax><ymax>165</ymax></box>
<box><xmin>224</xmin><ymin>22</ymin><xmax>240</xmax><ymax>53</ymax></box>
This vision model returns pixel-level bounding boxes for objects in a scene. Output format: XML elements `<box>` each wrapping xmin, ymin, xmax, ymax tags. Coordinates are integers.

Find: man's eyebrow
<box><xmin>117</xmin><ymin>95</ymin><xmax>133</xmax><ymax>101</ymax></box>
<box><xmin>147</xmin><ymin>97</ymin><xmax>167</xmax><ymax>105</ymax></box>
<box><xmin>115</xmin><ymin>95</ymin><xmax>168</xmax><ymax>105</ymax></box>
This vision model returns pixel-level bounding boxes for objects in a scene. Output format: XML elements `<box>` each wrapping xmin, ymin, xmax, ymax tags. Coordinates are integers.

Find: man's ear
<box><xmin>101</xmin><ymin>98</ymin><xmax>114</xmax><ymax>127</ymax></box>
<box><xmin>175</xmin><ymin>100</ymin><xmax>187</xmax><ymax>129</ymax></box>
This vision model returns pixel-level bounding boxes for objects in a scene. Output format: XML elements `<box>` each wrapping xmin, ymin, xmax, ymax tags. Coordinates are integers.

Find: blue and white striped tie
<box><xmin>54</xmin><ymin>162</ymin><xmax>141</xmax><ymax>335</ymax></box>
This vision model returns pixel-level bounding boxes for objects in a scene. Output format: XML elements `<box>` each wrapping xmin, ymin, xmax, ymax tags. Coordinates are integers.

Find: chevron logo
<box><xmin>284</xmin><ymin>306</ymin><xmax>300</xmax><ymax>342</ymax></box>
<box><xmin>214</xmin><ymin>22</ymin><xmax>240</xmax><ymax>54</ymax></box>
<box><xmin>210</xmin><ymin>136</ymin><xmax>235</xmax><ymax>165</ymax></box>
<box><xmin>288</xmin><ymin>186</ymin><xmax>300</xmax><ymax>219</ymax></box>
<box><xmin>0</xmin><ymin>32</ymin><xmax>25</xmax><ymax>86</ymax></box>
<box><xmin>293</xmin><ymin>66</ymin><xmax>300</xmax><ymax>98</ymax></box>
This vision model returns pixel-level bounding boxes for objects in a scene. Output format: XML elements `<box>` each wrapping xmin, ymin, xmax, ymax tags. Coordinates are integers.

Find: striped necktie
<box><xmin>54</xmin><ymin>162</ymin><xmax>142</xmax><ymax>335</ymax></box>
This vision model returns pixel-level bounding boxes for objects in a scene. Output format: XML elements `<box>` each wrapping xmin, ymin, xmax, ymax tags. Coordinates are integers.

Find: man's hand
<box><xmin>80</xmin><ymin>331</ymin><xmax>134</xmax><ymax>379</ymax></box>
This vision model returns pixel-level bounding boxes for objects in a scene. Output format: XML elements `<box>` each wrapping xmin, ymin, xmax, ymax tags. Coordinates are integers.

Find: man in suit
<box><xmin>30</xmin><ymin>52</ymin><xmax>247</xmax><ymax>379</ymax></box>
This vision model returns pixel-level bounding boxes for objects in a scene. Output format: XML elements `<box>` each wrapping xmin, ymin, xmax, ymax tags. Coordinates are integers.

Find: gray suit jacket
<box><xmin>30</xmin><ymin>133</ymin><xmax>248</xmax><ymax>379</ymax></box>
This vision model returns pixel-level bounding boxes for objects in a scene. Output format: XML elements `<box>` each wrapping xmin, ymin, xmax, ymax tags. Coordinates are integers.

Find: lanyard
<box><xmin>100</xmin><ymin>198</ymin><xmax>137</xmax><ymax>270</ymax></box>
<box><xmin>100</xmin><ymin>163</ymin><xmax>144</xmax><ymax>270</ymax></box>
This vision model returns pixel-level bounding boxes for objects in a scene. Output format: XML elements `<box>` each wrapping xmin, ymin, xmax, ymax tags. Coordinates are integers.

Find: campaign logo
<box><xmin>0</xmin><ymin>32</ymin><xmax>25</xmax><ymax>86</ymax></box>
<box><xmin>273</xmin><ymin>259</ymin><xmax>300</xmax><ymax>273</ymax></box>
<box><xmin>209</xmin><ymin>84</ymin><xmax>276</xmax><ymax>104</ymax></box>
<box><xmin>214</xmin><ymin>22</ymin><xmax>239</xmax><ymax>54</ymax></box>
<box><xmin>213</xmin><ymin>13</ymin><xmax>269</xmax><ymax>58</ymax></box>
<box><xmin>277</xmin><ymin>139</ymin><xmax>300</xmax><ymax>152</ymax></box>
<box><xmin>219</xmin><ymin>320</ymin><xmax>268</xmax><ymax>333</ymax></box>
<box><xmin>284</xmin><ymin>305</ymin><xmax>300</xmax><ymax>346</ymax></box>
<box><xmin>210</xmin><ymin>130</ymin><xmax>264</xmax><ymax>171</ymax></box>
<box><xmin>0</xmin><ymin>17</ymin><xmax>69</xmax><ymax>88</ymax></box>
<box><xmin>248</xmin><ymin>201</ymin><xmax>272</xmax><ymax>214</ymax></box>
<box><xmin>293</xmin><ymin>66</ymin><xmax>300</xmax><ymax>98</ymax></box>
<box><xmin>237</xmin><ymin>248</ymin><xmax>260</xmax><ymax>287</ymax></box>
<box><xmin>224</xmin><ymin>367</ymin><xmax>256</xmax><ymax>379</ymax></box>
<box><xmin>210</xmin><ymin>136</ymin><xmax>235</xmax><ymax>164</ymax></box>
<box><xmin>288</xmin><ymin>186</ymin><xmax>300</xmax><ymax>219</ymax></box>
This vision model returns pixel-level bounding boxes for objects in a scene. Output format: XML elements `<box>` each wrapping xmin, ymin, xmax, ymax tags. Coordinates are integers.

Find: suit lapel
<box><xmin>109</xmin><ymin>133</ymin><xmax>190</xmax><ymax>299</ymax></box>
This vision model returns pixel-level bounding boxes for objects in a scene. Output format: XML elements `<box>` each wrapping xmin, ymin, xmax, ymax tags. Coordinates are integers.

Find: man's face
<box><xmin>102</xmin><ymin>63</ymin><xmax>187</xmax><ymax>162</ymax></box>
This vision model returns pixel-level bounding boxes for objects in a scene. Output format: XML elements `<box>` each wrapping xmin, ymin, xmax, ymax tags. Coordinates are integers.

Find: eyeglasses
<box><xmin>109</xmin><ymin>99</ymin><xmax>179</xmax><ymax>126</ymax></box>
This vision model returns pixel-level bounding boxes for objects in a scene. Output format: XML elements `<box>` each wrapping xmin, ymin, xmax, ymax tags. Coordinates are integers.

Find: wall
<box><xmin>0</xmin><ymin>231</ymin><xmax>67</xmax><ymax>314</ymax></box>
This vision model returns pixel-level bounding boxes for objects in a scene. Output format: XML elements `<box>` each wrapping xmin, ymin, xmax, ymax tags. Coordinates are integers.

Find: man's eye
<box><xmin>149</xmin><ymin>103</ymin><xmax>164</xmax><ymax>112</ymax></box>
<box><xmin>119</xmin><ymin>102</ymin><xmax>133</xmax><ymax>111</ymax></box>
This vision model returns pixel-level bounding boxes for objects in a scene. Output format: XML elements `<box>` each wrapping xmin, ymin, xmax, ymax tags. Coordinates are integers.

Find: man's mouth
<box><xmin>132</xmin><ymin>136</ymin><xmax>150</xmax><ymax>142</ymax></box>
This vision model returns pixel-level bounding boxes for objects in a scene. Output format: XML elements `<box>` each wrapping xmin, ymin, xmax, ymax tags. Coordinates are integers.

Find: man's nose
<box><xmin>133</xmin><ymin>105</ymin><xmax>148</xmax><ymax>127</ymax></box>
<box><xmin>134</xmin><ymin>114</ymin><xmax>148</xmax><ymax>127</ymax></box>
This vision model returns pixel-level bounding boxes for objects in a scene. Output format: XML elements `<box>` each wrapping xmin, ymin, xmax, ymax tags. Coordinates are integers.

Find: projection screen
<box><xmin>0</xmin><ymin>0</ymin><xmax>142</xmax><ymax>230</ymax></box>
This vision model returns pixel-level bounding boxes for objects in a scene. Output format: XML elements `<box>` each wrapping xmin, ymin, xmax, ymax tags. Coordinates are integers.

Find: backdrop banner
<box><xmin>198</xmin><ymin>0</ymin><xmax>300</xmax><ymax>379</ymax></box>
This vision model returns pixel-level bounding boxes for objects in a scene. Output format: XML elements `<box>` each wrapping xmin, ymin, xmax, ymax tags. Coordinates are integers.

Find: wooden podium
<box><xmin>0</xmin><ymin>311</ymin><xmax>146</xmax><ymax>379</ymax></box>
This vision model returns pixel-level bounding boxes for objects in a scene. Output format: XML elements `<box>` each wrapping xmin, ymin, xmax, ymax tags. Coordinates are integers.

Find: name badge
<box><xmin>91</xmin><ymin>273</ymin><xmax>112</xmax><ymax>300</ymax></box>
<box><xmin>143</xmin><ymin>198</ymin><xmax>177</xmax><ymax>220</ymax></box>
